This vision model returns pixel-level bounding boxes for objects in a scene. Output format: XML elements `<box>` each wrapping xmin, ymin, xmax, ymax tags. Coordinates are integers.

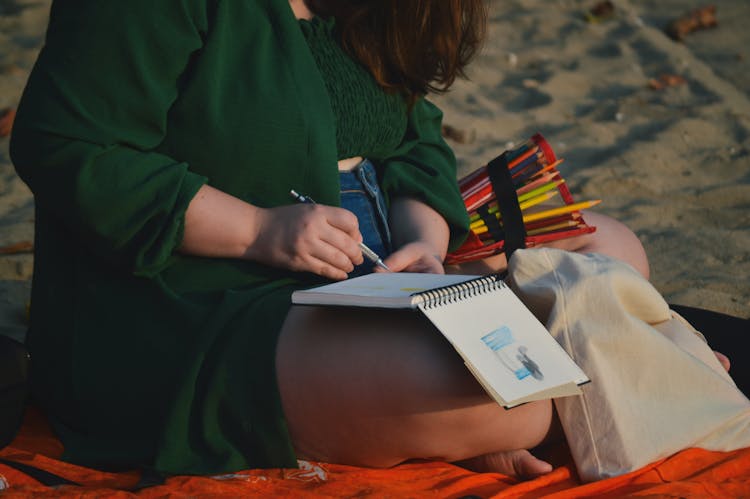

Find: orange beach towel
<box><xmin>1</xmin><ymin>407</ymin><xmax>749</xmax><ymax>498</ymax></box>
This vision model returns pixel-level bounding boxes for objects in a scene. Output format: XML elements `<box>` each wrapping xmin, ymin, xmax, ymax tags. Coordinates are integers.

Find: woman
<box><xmin>11</xmin><ymin>0</ymin><xmax>648</xmax><ymax>478</ymax></box>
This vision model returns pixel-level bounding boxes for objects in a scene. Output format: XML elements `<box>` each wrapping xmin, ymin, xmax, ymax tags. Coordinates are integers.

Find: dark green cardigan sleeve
<box><xmin>378</xmin><ymin>97</ymin><xmax>470</xmax><ymax>253</ymax></box>
<box><xmin>10</xmin><ymin>0</ymin><xmax>209</xmax><ymax>276</ymax></box>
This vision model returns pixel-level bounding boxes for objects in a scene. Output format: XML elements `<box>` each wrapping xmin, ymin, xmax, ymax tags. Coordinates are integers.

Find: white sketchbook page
<box><xmin>464</xmin><ymin>362</ymin><xmax>581</xmax><ymax>408</ymax></box>
<box><xmin>291</xmin><ymin>272</ymin><xmax>482</xmax><ymax>308</ymax></box>
<box><xmin>419</xmin><ymin>285</ymin><xmax>588</xmax><ymax>407</ymax></box>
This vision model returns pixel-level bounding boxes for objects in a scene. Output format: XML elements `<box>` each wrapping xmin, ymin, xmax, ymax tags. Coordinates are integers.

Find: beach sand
<box><xmin>436</xmin><ymin>0</ymin><xmax>750</xmax><ymax>320</ymax></box>
<box><xmin>0</xmin><ymin>0</ymin><xmax>748</xmax><ymax>345</ymax></box>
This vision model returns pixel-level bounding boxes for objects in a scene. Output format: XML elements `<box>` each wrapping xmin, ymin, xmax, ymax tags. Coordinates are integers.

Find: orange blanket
<box><xmin>1</xmin><ymin>408</ymin><xmax>749</xmax><ymax>498</ymax></box>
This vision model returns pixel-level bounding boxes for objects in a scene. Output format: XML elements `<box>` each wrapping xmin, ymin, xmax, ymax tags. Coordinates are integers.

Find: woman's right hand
<box><xmin>181</xmin><ymin>185</ymin><xmax>362</xmax><ymax>280</ymax></box>
<box><xmin>246</xmin><ymin>204</ymin><xmax>365</xmax><ymax>280</ymax></box>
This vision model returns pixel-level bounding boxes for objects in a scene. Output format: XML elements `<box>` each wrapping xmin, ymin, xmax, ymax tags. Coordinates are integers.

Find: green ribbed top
<box><xmin>300</xmin><ymin>16</ymin><xmax>407</xmax><ymax>160</ymax></box>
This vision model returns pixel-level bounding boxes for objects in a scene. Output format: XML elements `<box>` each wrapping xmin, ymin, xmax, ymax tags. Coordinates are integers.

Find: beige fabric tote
<box><xmin>507</xmin><ymin>248</ymin><xmax>750</xmax><ymax>482</ymax></box>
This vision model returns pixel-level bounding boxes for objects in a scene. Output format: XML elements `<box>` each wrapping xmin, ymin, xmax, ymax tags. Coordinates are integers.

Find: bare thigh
<box><xmin>275</xmin><ymin>305</ymin><xmax>554</xmax><ymax>468</ymax></box>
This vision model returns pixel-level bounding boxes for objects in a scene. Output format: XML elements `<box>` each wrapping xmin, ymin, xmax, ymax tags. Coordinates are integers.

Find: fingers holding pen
<box><xmin>305</xmin><ymin>205</ymin><xmax>366</xmax><ymax>275</ymax></box>
<box><xmin>321</xmin><ymin>204</ymin><xmax>366</xmax><ymax>258</ymax></box>
<box><xmin>247</xmin><ymin>204</ymin><xmax>364</xmax><ymax>280</ymax></box>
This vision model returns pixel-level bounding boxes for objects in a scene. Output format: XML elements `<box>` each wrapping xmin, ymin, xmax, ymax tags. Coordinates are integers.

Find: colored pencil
<box><xmin>448</xmin><ymin>133</ymin><xmax>599</xmax><ymax>264</ymax></box>
<box><xmin>471</xmin><ymin>200</ymin><xmax>601</xmax><ymax>235</ymax></box>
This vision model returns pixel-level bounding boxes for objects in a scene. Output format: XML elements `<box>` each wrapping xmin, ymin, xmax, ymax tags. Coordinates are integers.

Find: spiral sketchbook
<box><xmin>292</xmin><ymin>273</ymin><xmax>589</xmax><ymax>408</ymax></box>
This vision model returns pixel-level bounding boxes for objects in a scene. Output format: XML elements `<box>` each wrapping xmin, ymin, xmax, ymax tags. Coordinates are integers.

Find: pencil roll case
<box><xmin>446</xmin><ymin>133</ymin><xmax>597</xmax><ymax>265</ymax></box>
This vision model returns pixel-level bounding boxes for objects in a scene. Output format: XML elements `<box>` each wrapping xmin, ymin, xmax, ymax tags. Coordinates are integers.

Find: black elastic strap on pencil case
<box><xmin>476</xmin><ymin>204</ymin><xmax>504</xmax><ymax>243</ymax></box>
<box><xmin>487</xmin><ymin>153</ymin><xmax>527</xmax><ymax>258</ymax></box>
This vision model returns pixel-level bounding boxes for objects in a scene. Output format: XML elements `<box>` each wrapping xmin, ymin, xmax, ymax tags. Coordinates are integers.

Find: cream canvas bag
<box><xmin>507</xmin><ymin>248</ymin><xmax>750</xmax><ymax>482</ymax></box>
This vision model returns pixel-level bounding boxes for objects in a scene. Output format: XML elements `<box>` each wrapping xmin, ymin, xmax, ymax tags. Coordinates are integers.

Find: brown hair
<box><xmin>305</xmin><ymin>0</ymin><xmax>487</xmax><ymax>101</ymax></box>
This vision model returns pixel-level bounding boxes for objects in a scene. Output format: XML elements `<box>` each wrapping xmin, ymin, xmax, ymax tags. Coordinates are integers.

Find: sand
<box><xmin>0</xmin><ymin>0</ymin><xmax>748</xmax><ymax>344</ymax></box>
<box><xmin>436</xmin><ymin>0</ymin><xmax>750</xmax><ymax>319</ymax></box>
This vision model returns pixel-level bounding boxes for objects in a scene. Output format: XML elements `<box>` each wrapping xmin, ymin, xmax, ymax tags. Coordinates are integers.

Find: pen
<box><xmin>289</xmin><ymin>189</ymin><xmax>391</xmax><ymax>272</ymax></box>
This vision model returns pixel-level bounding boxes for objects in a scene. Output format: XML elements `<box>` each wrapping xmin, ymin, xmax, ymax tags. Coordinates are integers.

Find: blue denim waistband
<box><xmin>339</xmin><ymin>159</ymin><xmax>392</xmax><ymax>276</ymax></box>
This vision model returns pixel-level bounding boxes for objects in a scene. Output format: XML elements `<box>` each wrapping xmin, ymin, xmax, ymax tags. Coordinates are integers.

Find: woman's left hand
<box><xmin>379</xmin><ymin>241</ymin><xmax>445</xmax><ymax>274</ymax></box>
<box><xmin>385</xmin><ymin>197</ymin><xmax>451</xmax><ymax>274</ymax></box>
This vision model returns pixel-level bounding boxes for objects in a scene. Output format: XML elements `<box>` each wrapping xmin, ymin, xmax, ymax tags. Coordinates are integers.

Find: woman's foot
<box><xmin>455</xmin><ymin>449</ymin><xmax>553</xmax><ymax>480</ymax></box>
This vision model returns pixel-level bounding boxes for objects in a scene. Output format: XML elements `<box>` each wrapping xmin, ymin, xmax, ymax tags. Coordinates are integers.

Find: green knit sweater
<box><xmin>11</xmin><ymin>0</ymin><xmax>469</xmax><ymax>475</ymax></box>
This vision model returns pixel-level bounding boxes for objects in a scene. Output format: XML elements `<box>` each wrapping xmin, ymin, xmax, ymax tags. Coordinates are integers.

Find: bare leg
<box><xmin>571</xmin><ymin>211</ymin><xmax>649</xmax><ymax>279</ymax></box>
<box><xmin>275</xmin><ymin>305</ymin><xmax>556</xmax><ymax>475</ymax></box>
<box><xmin>447</xmin><ymin>210</ymin><xmax>650</xmax><ymax>280</ymax></box>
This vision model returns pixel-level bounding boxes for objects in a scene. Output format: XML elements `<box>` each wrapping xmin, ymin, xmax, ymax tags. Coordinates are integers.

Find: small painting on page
<box><xmin>482</xmin><ymin>326</ymin><xmax>544</xmax><ymax>381</ymax></box>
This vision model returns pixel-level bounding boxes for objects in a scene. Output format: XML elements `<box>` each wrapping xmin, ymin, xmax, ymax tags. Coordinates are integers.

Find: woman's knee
<box><xmin>275</xmin><ymin>306</ymin><xmax>555</xmax><ymax>466</ymax></box>
<box><xmin>275</xmin><ymin>306</ymin><xmax>477</xmax><ymax>462</ymax></box>
<box><xmin>576</xmin><ymin>211</ymin><xmax>650</xmax><ymax>279</ymax></box>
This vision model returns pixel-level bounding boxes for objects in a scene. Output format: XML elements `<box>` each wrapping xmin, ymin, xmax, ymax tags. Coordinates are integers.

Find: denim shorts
<box><xmin>339</xmin><ymin>159</ymin><xmax>392</xmax><ymax>276</ymax></box>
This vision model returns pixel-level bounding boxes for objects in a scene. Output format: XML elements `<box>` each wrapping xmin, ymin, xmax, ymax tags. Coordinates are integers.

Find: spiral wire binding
<box><xmin>417</xmin><ymin>274</ymin><xmax>507</xmax><ymax>309</ymax></box>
